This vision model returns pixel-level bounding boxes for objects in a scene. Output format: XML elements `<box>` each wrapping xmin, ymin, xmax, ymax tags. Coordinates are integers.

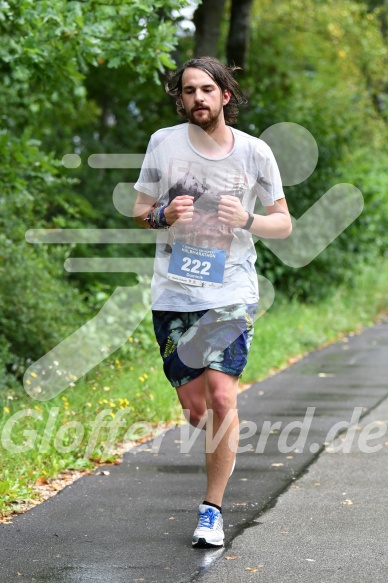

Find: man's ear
<box><xmin>222</xmin><ymin>90</ymin><xmax>231</xmax><ymax>105</ymax></box>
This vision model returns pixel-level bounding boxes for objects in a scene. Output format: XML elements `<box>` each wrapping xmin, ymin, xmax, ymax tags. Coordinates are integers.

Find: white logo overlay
<box><xmin>1</xmin><ymin>406</ymin><xmax>386</xmax><ymax>459</ymax></box>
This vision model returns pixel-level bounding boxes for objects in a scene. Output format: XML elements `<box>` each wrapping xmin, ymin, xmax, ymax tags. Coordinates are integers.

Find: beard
<box><xmin>187</xmin><ymin>103</ymin><xmax>223</xmax><ymax>132</ymax></box>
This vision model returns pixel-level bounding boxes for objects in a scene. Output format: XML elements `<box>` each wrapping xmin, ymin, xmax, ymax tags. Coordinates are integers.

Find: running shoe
<box><xmin>192</xmin><ymin>504</ymin><xmax>224</xmax><ymax>548</ymax></box>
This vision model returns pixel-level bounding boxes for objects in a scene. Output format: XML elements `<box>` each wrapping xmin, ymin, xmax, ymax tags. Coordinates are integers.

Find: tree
<box><xmin>237</xmin><ymin>0</ymin><xmax>388</xmax><ymax>299</ymax></box>
<box><xmin>226</xmin><ymin>0</ymin><xmax>254</xmax><ymax>67</ymax></box>
<box><xmin>0</xmin><ymin>0</ymin><xmax>188</xmax><ymax>373</ymax></box>
<box><xmin>364</xmin><ymin>0</ymin><xmax>388</xmax><ymax>37</ymax></box>
<box><xmin>193</xmin><ymin>0</ymin><xmax>227</xmax><ymax>57</ymax></box>
<box><xmin>193</xmin><ymin>0</ymin><xmax>254</xmax><ymax>65</ymax></box>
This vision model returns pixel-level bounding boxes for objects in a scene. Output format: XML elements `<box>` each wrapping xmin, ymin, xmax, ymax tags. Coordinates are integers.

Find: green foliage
<box><xmin>0</xmin><ymin>131</ymin><xmax>88</xmax><ymax>370</ymax></box>
<box><xmin>1</xmin><ymin>0</ymin><xmax>388</xmax><ymax>387</ymax></box>
<box><xmin>0</xmin><ymin>0</ymin><xmax>188</xmax><ymax>376</ymax></box>
<box><xmin>232</xmin><ymin>0</ymin><xmax>388</xmax><ymax>300</ymax></box>
<box><xmin>0</xmin><ymin>336</ymin><xmax>16</xmax><ymax>391</ymax></box>
<box><xmin>1</xmin><ymin>0</ymin><xmax>186</xmax><ymax>132</ymax></box>
<box><xmin>0</xmin><ymin>241</ymin><xmax>89</xmax><ymax>364</ymax></box>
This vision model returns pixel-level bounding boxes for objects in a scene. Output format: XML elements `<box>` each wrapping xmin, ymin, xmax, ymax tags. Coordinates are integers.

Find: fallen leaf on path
<box><xmin>98</xmin><ymin>471</ymin><xmax>110</xmax><ymax>476</ymax></box>
<box><xmin>245</xmin><ymin>566</ymin><xmax>263</xmax><ymax>572</ymax></box>
<box><xmin>35</xmin><ymin>477</ymin><xmax>48</xmax><ymax>486</ymax></box>
<box><xmin>341</xmin><ymin>499</ymin><xmax>353</xmax><ymax>505</ymax></box>
<box><xmin>271</xmin><ymin>463</ymin><xmax>284</xmax><ymax>467</ymax></box>
<box><xmin>225</xmin><ymin>555</ymin><xmax>241</xmax><ymax>560</ymax></box>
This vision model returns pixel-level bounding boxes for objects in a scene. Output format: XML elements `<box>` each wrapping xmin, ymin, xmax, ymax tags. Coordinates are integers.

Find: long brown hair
<box><xmin>165</xmin><ymin>56</ymin><xmax>247</xmax><ymax>125</ymax></box>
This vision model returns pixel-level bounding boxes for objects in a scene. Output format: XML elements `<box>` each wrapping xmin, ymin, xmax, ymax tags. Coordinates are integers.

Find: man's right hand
<box><xmin>164</xmin><ymin>195</ymin><xmax>194</xmax><ymax>225</ymax></box>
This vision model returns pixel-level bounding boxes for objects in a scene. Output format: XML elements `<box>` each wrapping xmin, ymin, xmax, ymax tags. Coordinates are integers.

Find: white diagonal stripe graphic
<box><xmin>257</xmin><ymin>184</ymin><xmax>364</xmax><ymax>268</ymax></box>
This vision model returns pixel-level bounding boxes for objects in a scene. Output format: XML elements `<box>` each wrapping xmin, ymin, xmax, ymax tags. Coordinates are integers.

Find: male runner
<box><xmin>133</xmin><ymin>56</ymin><xmax>291</xmax><ymax>548</ymax></box>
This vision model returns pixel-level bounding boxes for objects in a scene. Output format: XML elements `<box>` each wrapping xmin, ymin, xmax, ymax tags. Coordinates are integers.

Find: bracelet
<box><xmin>242</xmin><ymin>211</ymin><xmax>254</xmax><ymax>231</ymax></box>
<box><xmin>144</xmin><ymin>205</ymin><xmax>169</xmax><ymax>229</ymax></box>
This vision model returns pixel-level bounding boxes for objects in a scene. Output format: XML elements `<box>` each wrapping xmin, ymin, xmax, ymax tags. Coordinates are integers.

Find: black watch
<box><xmin>242</xmin><ymin>211</ymin><xmax>254</xmax><ymax>231</ymax></box>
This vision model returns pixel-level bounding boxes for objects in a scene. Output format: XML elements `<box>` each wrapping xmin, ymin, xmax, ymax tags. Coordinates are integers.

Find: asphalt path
<box><xmin>198</xmin><ymin>393</ymin><xmax>388</xmax><ymax>583</ymax></box>
<box><xmin>0</xmin><ymin>321</ymin><xmax>387</xmax><ymax>583</ymax></box>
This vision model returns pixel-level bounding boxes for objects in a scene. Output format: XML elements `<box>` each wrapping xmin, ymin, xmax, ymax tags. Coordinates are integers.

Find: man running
<box><xmin>134</xmin><ymin>56</ymin><xmax>291</xmax><ymax>548</ymax></box>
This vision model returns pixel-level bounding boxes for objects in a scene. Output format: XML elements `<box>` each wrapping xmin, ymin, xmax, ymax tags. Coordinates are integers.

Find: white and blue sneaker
<box><xmin>192</xmin><ymin>504</ymin><xmax>224</xmax><ymax>548</ymax></box>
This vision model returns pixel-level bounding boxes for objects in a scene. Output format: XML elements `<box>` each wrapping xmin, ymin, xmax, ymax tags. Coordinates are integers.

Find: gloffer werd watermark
<box><xmin>1</xmin><ymin>406</ymin><xmax>386</xmax><ymax>460</ymax></box>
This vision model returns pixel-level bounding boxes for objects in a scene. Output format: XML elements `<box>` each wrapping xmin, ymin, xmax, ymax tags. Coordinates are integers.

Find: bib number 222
<box><xmin>181</xmin><ymin>257</ymin><xmax>210</xmax><ymax>276</ymax></box>
<box><xmin>167</xmin><ymin>241</ymin><xmax>226</xmax><ymax>287</ymax></box>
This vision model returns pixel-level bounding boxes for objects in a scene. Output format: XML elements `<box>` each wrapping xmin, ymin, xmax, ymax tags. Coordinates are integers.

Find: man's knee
<box><xmin>205</xmin><ymin>374</ymin><xmax>238</xmax><ymax>418</ymax></box>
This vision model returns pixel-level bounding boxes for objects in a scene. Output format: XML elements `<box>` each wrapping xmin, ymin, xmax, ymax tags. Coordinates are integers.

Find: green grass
<box><xmin>1</xmin><ymin>261</ymin><xmax>388</xmax><ymax>517</ymax></box>
<box><xmin>0</xmin><ymin>325</ymin><xmax>181</xmax><ymax>517</ymax></box>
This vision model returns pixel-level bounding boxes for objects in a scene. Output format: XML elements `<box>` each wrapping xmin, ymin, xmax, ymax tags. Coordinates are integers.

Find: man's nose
<box><xmin>194</xmin><ymin>90</ymin><xmax>205</xmax><ymax>101</ymax></box>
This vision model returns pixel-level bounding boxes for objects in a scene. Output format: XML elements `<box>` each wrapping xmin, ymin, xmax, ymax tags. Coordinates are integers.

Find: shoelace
<box><xmin>198</xmin><ymin>508</ymin><xmax>218</xmax><ymax>528</ymax></box>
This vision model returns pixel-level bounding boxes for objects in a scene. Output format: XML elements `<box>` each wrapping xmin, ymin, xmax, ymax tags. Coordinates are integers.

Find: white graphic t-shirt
<box><xmin>134</xmin><ymin>123</ymin><xmax>284</xmax><ymax>311</ymax></box>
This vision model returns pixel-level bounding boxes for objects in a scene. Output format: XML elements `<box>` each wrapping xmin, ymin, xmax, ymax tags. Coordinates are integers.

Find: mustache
<box><xmin>192</xmin><ymin>106</ymin><xmax>210</xmax><ymax>112</ymax></box>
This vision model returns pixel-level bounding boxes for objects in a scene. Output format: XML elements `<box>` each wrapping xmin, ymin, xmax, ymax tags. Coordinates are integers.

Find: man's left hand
<box><xmin>218</xmin><ymin>195</ymin><xmax>250</xmax><ymax>229</ymax></box>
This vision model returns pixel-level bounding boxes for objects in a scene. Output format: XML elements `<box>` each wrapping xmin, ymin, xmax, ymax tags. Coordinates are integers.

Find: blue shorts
<box><xmin>152</xmin><ymin>303</ymin><xmax>258</xmax><ymax>388</ymax></box>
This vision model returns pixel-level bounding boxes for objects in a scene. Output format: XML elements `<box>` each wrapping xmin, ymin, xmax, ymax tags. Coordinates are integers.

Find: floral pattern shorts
<box><xmin>152</xmin><ymin>303</ymin><xmax>258</xmax><ymax>388</ymax></box>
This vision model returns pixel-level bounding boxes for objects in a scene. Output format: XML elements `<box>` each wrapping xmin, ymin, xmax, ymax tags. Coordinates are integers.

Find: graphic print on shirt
<box><xmin>166</xmin><ymin>158</ymin><xmax>249</xmax><ymax>256</ymax></box>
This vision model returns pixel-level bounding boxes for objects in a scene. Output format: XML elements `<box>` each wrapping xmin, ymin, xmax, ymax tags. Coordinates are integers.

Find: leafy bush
<box><xmin>0</xmin><ymin>336</ymin><xmax>17</xmax><ymax>391</ymax></box>
<box><xmin>235</xmin><ymin>0</ymin><xmax>388</xmax><ymax>300</ymax></box>
<box><xmin>0</xmin><ymin>0</ymin><xmax>188</xmax><ymax>382</ymax></box>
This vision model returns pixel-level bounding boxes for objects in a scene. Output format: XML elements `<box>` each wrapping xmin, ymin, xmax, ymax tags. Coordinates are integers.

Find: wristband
<box><xmin>242</xmin><ymin>211</ymin><xmax>254</xmax><ymax>231</ymax></box>
<box><xmin>144</xmin><ymin>205</ymin><xmax>169</xmax><ymax>229</ymax></box>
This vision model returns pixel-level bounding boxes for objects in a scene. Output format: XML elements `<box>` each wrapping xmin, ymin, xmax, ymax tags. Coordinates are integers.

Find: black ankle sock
<box><xmin>203</xmin><ymin>500</ymin><xmax>222</xmax><ymax>514</ymax></box>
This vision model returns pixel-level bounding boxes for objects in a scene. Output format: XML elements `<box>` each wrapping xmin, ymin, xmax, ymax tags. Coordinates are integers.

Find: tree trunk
<box><xmin>365</xmin><ymin>0</ymin><xmax>387</xmax><ymax>37</ymax></box>
<box><xmin>226</xmin><ymin>0</ymin><xmax>254</xmax><ymax>68</ymax></box>
<box><xmin>378</xmin><ymin>1</ymin><xmax>387</xmax><ymax>38</ymax></box>
<box><xmin>193</xmin><ymin>0</ymin><xmax>227</xmax><ymax>58</ymax></box>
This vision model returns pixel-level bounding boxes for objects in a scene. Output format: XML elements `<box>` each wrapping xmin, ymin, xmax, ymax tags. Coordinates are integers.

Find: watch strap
<box><xmin>242</xmin><ymin>211</ymin><xmax>254</xmax><ymax>231</ymax></box>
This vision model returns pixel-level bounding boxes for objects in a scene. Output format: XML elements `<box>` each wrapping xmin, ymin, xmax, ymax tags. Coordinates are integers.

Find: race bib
<box><xmin>167</xmin><ymin>241</ymin><xmax>226</xmax><ymax>287</ymax></box>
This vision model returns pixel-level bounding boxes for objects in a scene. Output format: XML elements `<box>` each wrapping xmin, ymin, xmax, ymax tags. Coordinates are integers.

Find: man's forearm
<box><xmin>133</xmin><ymin>202</ymin><xmax>152</xmax><ymax>228</ymax></box>
<box><xmin>134</xmin><ymin>214</ymin><xmax>150</xmax><ymax>228</ymax></box>
<box><xmin>247</xmin><ymin>212</ymin><xmax>292</xmax><ymax>239</ymax></box>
